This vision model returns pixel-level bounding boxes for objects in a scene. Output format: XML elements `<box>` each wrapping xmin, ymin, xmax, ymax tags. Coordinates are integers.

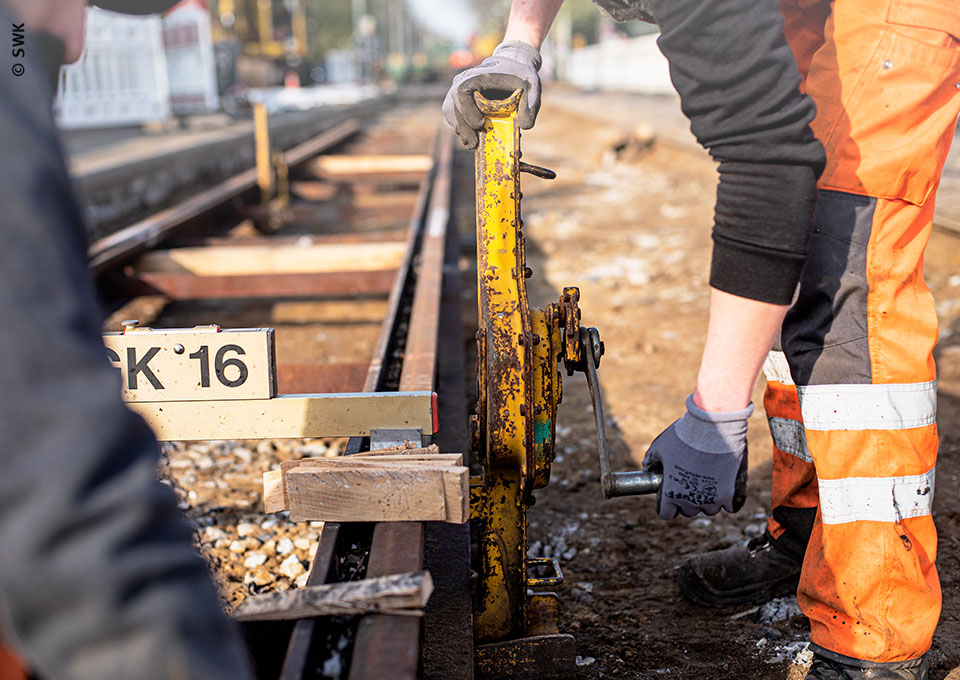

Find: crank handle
<box><xmin>578</xmin><ymin>327</ymin><xmax>663</xmax><ymax>499</ymax></box>
<box><xmin>603</xmin><ymin>470</ymin><xmax>663</xmax><ymax>498</ymax></box>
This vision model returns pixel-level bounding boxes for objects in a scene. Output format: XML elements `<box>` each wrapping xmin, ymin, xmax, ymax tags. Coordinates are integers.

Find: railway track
<box><xmin>89</xmin><ymin>101</ymin><xmax>472</xmax><ymax>679</ymax></box>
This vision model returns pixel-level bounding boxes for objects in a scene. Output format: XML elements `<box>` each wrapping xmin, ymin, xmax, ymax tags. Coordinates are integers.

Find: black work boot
<box><xmin>677</xmin><ymin>531</ymin><xmax>802</xmax><ymax>607</ymax></box>
<box><xmin>805</xmin><ymin>649</ymin><xmax>929</xmax><ymax>679</ymax></box>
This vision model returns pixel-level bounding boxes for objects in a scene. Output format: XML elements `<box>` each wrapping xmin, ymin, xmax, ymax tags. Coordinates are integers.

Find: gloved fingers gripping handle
<box><xmin>442</xmin><ymin>91</ymin><xmax>479</xmax><ymax>149</ymax></box>
<box><xmin>442</xmin><ymin>40</ymin><xmax>542</xmax><ymax>147</ymax></box>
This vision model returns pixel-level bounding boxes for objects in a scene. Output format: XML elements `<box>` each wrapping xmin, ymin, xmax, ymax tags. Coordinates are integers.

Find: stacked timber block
<box><xmin>262</xmin><ymin>445</ymin><xmax>469</xmax><ymax>524</ymax></box>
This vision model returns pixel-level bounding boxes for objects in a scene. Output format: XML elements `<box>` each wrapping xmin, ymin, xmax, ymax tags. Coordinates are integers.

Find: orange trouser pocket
<box><xmin>806</xmin><ymin>0</ymin><xmax>960</xmax><ymax>205</ymax></box>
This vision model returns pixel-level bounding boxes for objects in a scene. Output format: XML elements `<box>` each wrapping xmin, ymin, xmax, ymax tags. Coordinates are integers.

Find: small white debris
<box><xmin>279</xmin><ymin>554</ymin><xmax>306</xmax><ymax>579</ymax></box>
<box><xmin>244</xmin><ymin>552</ymin><xmax>267</xmax><ymax>568</ymax></box>
<box><xmin>295</xmin><ymin>573</ymin><xmax>310</xmax><ymax>588</ymax></box>
<box><xmin>575</xmin><ymin>656</ymin><xmax>596</xmax><ymax>667</ymax></box>
<box><xmin>276</xmin><ymin>538</ymin><xmax>295</xmax><ymax>555</ymax></box>
<box><xmin>321</xmin><ymin>651</ymin><xmax>342</xmax><ymax>678</ymax></box>
<box><xmin>244</xmin><ymin>566</ymin><xmax>273</xmax><ymax>587</ymax></box>
<box><xmin>237</xmin><ymin>522</ymin><xmax>259</xmax><ymax>538</ymax></box>
<box><xmin>294</xmin><ymin>537</ymin><xmax>312</xmax><ymax>551</ymax></box>
<box><xmin>229</xmin><ymin>540</ymin><xmax>248</xmax><ymax>553</ymax></box>
<box><xmin>949</xmin><ymin>275</ymin><xmax>960</xmax><ymax>287</ymax></box>
<box><xmin>202</xmin><ymin>527</ymin><xmax>228</xmax><ymax>543</ymax></box>
<box><xmin>758</xmin><ymin>597</ymin><xmax>803</xmax><ymax>623</ymax></box>
<box><xmin>575</xmin><ymin>582</ymin><xmax>594</xmax><ymax>593</ymax></box>
<box><xmin>260</xmin><ymin>518</ymin><xmax>279</xmax><ymax>530</ymax></box>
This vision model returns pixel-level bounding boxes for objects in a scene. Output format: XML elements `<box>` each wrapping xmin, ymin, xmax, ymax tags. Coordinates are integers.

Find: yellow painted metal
<box><xmin>254</xmin><ymin>101</ymin><xmax>273</xmax><ymax>203</ymax></box>
<box><xmin>256</xmin><ymin>0</ymin><xmax>273</xmax><ymax>53</ymax></box>
<box><xmin>473</xmin><ymin>89</ymin><xmax>535</xmax><ymax>643</ymax></box>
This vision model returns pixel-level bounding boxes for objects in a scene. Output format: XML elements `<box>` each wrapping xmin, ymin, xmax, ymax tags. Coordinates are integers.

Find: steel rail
<box><xmin>88</xmin><ymin>120</ymin><xmax>360</xmax><ymax>273</ymax></box>
<box><xmin>277</xmin><ymin>127</ymin><xmax>449</xmax><ymax>680</ymax></box>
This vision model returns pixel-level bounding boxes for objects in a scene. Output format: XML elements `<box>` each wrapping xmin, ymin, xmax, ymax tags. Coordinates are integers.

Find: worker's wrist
<box><xmin>691</xmin><ymin>382</ymin><xmax>752</xmax><ymax>413</ymax></box>
<box><xmin>493</xmin><ymin>40</ymin><xmax>542</xmax><ymax>71</ymax></box>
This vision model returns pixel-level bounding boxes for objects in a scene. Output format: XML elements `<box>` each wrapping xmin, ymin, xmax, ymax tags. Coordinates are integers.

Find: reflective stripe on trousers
<box><xmin>769</xmin><ymin>0</ymin><xmax>960</xmax><ymax>663</ymax></box>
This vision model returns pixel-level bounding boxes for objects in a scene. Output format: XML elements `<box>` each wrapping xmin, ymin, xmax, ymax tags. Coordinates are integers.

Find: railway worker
<box><xmin>0</xmin><ymin>1</ymin><xmax>255</xmax><ymax>678</ymax></box>
<box><xmin>444</xmin><ymin>0</ymin><xmax>960</xmax><ymax>677</ymax></box>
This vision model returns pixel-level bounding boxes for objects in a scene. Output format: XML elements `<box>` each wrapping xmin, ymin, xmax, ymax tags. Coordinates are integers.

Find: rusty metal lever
<box><xmin>519</xmin><ymin>162</ymin><xmax>557</xmax><ymax>179</ymax></box>
<box><xmin>579</xmin><ymin>327</ymin><xmax>663</xmax><ymax>499</ymax></box>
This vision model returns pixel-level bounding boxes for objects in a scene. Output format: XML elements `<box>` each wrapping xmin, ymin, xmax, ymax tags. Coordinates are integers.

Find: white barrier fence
<box><xmin>56</xmin><ymin>9</ymin><xmax>171</xmax><ymax>129</ymax></box>
<box><xmin>163</xmin><ymin>5</ymin><xmax>219</xmax><ymax>114</ymax></box>
<box><xmin>55</xmin><ymin>5</ymin><xmax>219</xmax><ymax>129</ymax></box>
<box><xmin>563</xmin><ymin>34</ymin><xmax>675</xmax><ymax>95</ymax></box>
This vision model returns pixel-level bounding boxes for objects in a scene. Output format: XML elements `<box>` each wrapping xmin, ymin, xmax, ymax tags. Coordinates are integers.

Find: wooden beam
<box><xmin>126</xmin><ymin>269</ymin><xmax>396</xmax><ymax>300</ymax></box>
<box><xmin>284</xmin><ymin>461</ymin><xmax>468</xmax><ymax>524</ymax></box>
<box><xmin>133</xmin><ymin>241</ymin><xmax>406</xmax><ymax>276</ymax></box>
<box><xmin>311</xmin><ymin>154</ymin><xmax>433</xmax><ymax>176</ymax></box>
<box><xmin>128</xmin><ymin>390</ymin><xmax>437</xmax><ymax>441</ymax></box>
<box><xmin>233</xmin><ymin>571</ymin><xmax>433</xmax><ymax>622</ymax></box>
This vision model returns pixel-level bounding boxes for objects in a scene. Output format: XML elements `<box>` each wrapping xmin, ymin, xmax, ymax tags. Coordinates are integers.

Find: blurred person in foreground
<box><xmin>0</xmin><ymin>1</ymin><xmax>255</xmax><ymax>678</ymax></box>
<box><xmin>444</xmin><ymin>0</ymin><xmax>960</xmax><ymax>678</ymax></box>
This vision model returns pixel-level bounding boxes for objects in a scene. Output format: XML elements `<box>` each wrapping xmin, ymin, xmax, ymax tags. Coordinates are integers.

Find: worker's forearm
<box><xmin>693</xmin><ymin>287</ymin><xmax>788</xmax><ymax>412</ymax></box>
<box><xmin>502</xmin><ymin>0</ymin><xmax>565</xmax><ymax>49</ymax></box>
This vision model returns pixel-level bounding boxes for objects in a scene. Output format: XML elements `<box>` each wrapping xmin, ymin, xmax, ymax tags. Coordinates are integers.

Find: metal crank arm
<box><xmin>579</xmin><ymin>327</ymin><xmax>663</xmax><ymax>498</ymax></box>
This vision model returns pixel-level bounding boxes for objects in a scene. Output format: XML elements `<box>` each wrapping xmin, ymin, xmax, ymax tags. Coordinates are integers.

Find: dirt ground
<box><xmin>505</xmin><ymin>97</ymin><xmax>960</xmax><ymax>679</ymax></box>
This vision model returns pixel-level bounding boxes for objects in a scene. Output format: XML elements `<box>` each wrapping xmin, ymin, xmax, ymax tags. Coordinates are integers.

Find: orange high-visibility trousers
<box><xmin>763</xmin><ymin>0</ymin><xmax>960</xmax><ymax>664</ymax></box>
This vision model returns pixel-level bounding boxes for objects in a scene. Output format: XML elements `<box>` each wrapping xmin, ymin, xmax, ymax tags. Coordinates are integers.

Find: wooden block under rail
<box><xmin>263</xmin><ymin>453</ymin><xmax>468</xmax><ymax>523</ymax></box>
<box><xmin>129</xmin><ymin>390</ymin><xmax>437</xmax><ymax>441</ymax></box>
<box><xmin>233</xmin><ymin>570</ymin><xmax>433</xmax><ymax>621</ymax></box>
<box><xmin>261</xmin><ymin>446</ymin><xmax>445</xmax><ymax>512</ymax></box>
<box><xmin>133</xmin><ymin>241</ymin><xmax>406</xmax><ymax>276</ymax></box>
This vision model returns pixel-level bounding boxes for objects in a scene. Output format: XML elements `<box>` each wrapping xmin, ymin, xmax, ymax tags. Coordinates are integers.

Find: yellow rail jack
<box><xmin>469</xmin><ymin>91</ymin><xmax>661</xmax><ymax>678</ymax></box>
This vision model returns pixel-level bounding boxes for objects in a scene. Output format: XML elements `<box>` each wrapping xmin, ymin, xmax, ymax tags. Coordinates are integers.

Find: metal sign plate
<box><xmin>103</xmin><ymin>326</ymin><xmax>276</xmax><ymax>402</ymax></box>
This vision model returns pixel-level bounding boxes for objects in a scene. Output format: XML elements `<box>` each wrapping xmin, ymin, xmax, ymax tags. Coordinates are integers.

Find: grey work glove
<box><xmin>442</xmin><ymin>40</ymin><xmax>542</xmax><ymax>149</ymax></box>
<box><xmin>641</xmin><ymin>395</ymin><xmax>753</xmax><ymax>520</ymax></box>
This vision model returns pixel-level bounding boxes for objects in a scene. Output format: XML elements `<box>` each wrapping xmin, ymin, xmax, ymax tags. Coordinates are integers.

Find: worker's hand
<box><xmin>442</xmin><ymin>40</ymin><xmax>542</xmax><ymax>149</ymax></box>
<box><xmin>641</xmin><ymin>396</ymin><xmax>753</xmax><ymax>520</ymax></box>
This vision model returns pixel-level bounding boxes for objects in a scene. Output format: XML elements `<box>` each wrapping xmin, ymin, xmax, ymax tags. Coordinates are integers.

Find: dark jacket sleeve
<box><xmin>648</xmin><ymin>0</ymin><xmax>826</xmax><ymax>304</ymax></box>
<box><xmin>0</xmin><ymin>26</ymin><xmax>253</xmax><ymax>680</ymax></box>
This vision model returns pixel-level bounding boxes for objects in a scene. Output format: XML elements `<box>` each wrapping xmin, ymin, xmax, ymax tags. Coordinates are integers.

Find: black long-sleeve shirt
<box><xmin>647</xmin><ymin>0</ymin><xmax>825</xmax><ymax>304</ymax></box>
<box><xmin>0</xmin><ymin>12</ymin><xmax>253</xmax><ymax>679</ymax></box>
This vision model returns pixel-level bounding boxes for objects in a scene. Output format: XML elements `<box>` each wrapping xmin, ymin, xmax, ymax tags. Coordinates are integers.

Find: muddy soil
<box><xmin>497</xmin><ymin>98</ymin><xmax>960</xmax><ymax>679</ymax></box>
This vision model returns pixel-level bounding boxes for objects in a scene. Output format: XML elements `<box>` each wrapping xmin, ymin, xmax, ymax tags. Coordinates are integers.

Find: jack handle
<box><xmin>579</xmin><ymin>327</ymin><xmax>663</xmax><ymax>498</ymax></box>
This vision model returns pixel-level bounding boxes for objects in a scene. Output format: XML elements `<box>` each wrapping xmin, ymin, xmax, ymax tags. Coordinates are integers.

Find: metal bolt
<box><xmin>532</xmin><ymin>334</ymin><xmax>541</xmax><ymax>345</ymax></box>
<box><xmin>534</xmin><ymin>405</ymin><xmax>543</xmax><ymax>415</ymax></box>
<box><xmin>173</xmin><ymin>344</ymin><xmax>185</xmax><ymax>355</ymax></box>
<box><xmin>524</xmin><ymin>266</ymin><xmax>533</xmax><ymax>278</ymax></box>
<box><xmin>882</xmin><ymin>59</ymin><xmax>893</xmax><ymax>70</ymax></box>
<box><xmin>519</xmin><ymin>404</ymin><xmax>527</xmax><ymax>416</ymax></box>
<box><xmin>518</xmin><ymin>333</ymin><xmax>525</xmax><ymax>345</ymax></box>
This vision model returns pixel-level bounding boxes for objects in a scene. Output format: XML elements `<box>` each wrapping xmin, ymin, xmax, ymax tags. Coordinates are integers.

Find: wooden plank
<box><xmin>129</xmin><ymin>390</ymin><xmax>436</xmax><ymax>441</ymax></box>
<box><xmin>284</xmin><ymin>464</ymin><xmax>468</xmax><ymax>523</ymax></box>
<box><xmin>129</xmin><ymin>269</ymin><xmax>396</xmax><ymax>300</ymax></box>
<box><xmin>233</xmin><ymin>571</ymin><xmax>432</xmax><ymax>622</ymax></box>
<box><xmin>264</xmin><ymin>451</ymin><xmax>460</xmax><ymax>515</ymax></box>
<box><xmin>312</xmin><ymin>154</ymin><xmax>433</xmax><ymax>175</ymax></box>
<box><xmin>263</xmin><ymin>470</ymin><xmax>286</xmax><ymax>512</ymax></box>
<box><xmin>133</xmin><ymin>241</ymin><xmax>406</xmax><ymax>276</ymax></box>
